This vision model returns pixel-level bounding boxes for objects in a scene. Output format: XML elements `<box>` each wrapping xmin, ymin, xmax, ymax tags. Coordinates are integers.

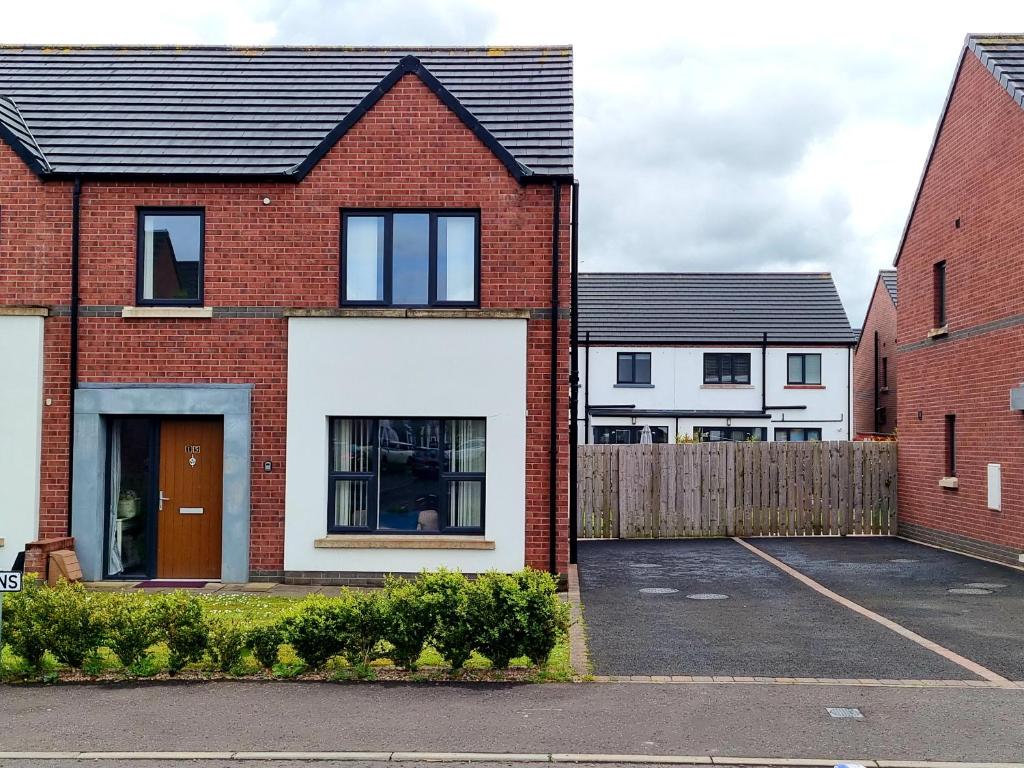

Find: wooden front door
<box><xmin>157</xmin><ymin>419</ymin><xmax>224</xmax><ymax>579</ymax></box>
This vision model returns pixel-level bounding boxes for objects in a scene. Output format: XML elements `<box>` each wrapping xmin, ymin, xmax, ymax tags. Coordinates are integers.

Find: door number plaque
<box><xmin>186</xmin><ymin>444</ymin><xmax>200</xmax><ymax>467</ymax></box>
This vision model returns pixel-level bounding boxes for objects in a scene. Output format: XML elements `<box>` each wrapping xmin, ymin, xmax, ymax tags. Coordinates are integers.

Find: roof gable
<box><xmin>0</xmin><ymin>96</ymin><xmax>48</xmax><ymax>174</ymax></box>
<box><xmin>894</xmin><ymin>35</ymin><xmax>1024</xmax><ymax>264</ymax></box>
<box><xmin>578</xmin><ymin>272</ymin><xmax>856</xmax><ymax>345</ymax></box>
<box><xmin>880</xmin><ymin>269</ymin><xmax>897</xmax><ymax>306</ymax></box>
<box><xmin>0</xmin><ymin>45</ymin><xmax>573</xmax><ymax>182</ymax></box>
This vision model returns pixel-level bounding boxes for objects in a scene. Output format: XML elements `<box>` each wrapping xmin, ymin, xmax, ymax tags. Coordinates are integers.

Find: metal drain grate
<box><xmin>686</xmin><ymin>593</ymin><xmax>729</xmax><ymax>600</ymax></box>
<box><xmin>948</xmin><ymin>588</ymin><xmax>992</xmax><ymax>595</ymax></box>
<box><xmin>639</xmin><ymin>587</ymin><xmax>678</xmax><ymax>594</ymax></box>
<box><xmin>826</xmin><ymin>707</ymin><xmax>864</xmax><ymax>719</ymax></box>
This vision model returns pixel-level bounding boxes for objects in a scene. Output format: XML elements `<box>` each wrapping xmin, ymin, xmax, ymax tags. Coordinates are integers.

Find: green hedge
<box><xmin>0</xmin><ymin>568</ymin><xmax>568</xmax><ymax>679</ymax></box>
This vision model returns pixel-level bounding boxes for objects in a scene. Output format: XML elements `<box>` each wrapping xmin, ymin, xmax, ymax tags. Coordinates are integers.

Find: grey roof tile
<box><xmin>0</xmin><ymin>45</ymin><xmax>572</xmax><ymax>179</ymax></box>
<box><xmin>578</xmin><ymin>272</ymin><xmax>856</xmax><ymax>345</ymax></box>
<box><xmin>880</xmin><ymin>269</ymin><xmax>897</xmax><ymax>306</ymax></box>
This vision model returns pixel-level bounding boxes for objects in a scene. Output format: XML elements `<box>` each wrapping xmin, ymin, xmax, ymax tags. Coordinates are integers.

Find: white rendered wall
<box><xmin>0</xmin><ymin>316</ymin><xmax>44</xmax><ymax>569</ymax></box>
<box><xmin>284</xmin><ymin>317</ymin><xmax>527</xmax><ymax>573</ymax></box>
<box><xmin>578</xmin><ymin>345</ymin><xmax>851</xmax><ymax>442</ymax></box>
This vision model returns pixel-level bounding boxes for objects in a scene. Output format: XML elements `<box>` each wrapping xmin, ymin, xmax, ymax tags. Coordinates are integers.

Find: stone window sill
<box><xmin>701</xmin><ymin>384</ymin><xmax>754</xmax><ymax>389</ymax></box>
<box><xmin>784</xmin><ymin>384</ymin><xmax>825</xmax><ymax>390</ymax></box>
<box><xmin>122</xmin><ymin>306</ymin><xmax>213</xmax><ymax>319</ymax></box>
<box><xmin>0</xmin><ymin>306</ymin><xmax>48</xmax><ymax>317</ymax></box>
<box><xmin>938</xmin><ymin>476</ymin><xmax>959</xmax><ymax>489</ymax></box>
<box><xmin>928</xmin><ymin>325</ymin><xmax>949</xmax><ymax>339</ymax></box>
<box><xmin>614</xmin><ymin>383</ymin><xmax>654</xmax><ymax>389</ymax></box>
<box><xmin>314</xmin><ymin>535</ymin><xmax>495</xmax><ymax>550</ymax></box>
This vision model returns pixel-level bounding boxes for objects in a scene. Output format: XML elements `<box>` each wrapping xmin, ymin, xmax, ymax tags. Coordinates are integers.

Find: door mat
<box><xmin>135</xmin><ymin>580</ymin><xmax>208</xmax><ymax>589</ymax></box>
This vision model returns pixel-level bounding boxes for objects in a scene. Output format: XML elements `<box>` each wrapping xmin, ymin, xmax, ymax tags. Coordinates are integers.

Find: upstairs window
<box><xmin>137</xmin><ymin>209</ymin><xmax>204</xmax><ymax>305</ymax></box>
<box><xmin>617</xmin><ymin>352</ymin><xmax>651</xmax><ymax>385</ymax></box>
<box><xmin>933</xmin><ymin>260</ymin><xmax>947</xmax><ymax>328</ymax></box>
<box><xmin>342</xmin><ymin>210</ymin><xmax>479</xmax><ymax>307</ymax></box>
<box><xmin>787</xmin><ymin>353</ymin><xmax>822</xmax><ymax>385</ymax></box>
<box><xmin>703</xmin><ymin>353</ymin><xmax>751</xmax><ymax>384</ymax></box>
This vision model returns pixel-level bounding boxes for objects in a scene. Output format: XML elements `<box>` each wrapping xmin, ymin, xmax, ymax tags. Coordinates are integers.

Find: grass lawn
<box><xmin>0</xmin><ymin>590</ymin><xmax>574</xmax><ymax>683</ymax></box>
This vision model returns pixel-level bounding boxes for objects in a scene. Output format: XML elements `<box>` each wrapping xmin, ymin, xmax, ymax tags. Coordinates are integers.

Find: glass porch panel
<box><xmin>107</xmin><ymin>417</ymin><xmax>154</xmax><ymax>577</ymax></box>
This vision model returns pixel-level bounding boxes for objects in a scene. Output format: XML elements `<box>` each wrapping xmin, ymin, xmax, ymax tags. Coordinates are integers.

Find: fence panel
<box><xmin>577</xmin><ymin>441</ymin><xmax>897</xmax><ymax>539</ymax></box>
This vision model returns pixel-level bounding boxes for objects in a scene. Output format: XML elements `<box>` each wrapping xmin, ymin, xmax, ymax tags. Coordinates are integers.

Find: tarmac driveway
<box><xmin>577</xmin><ymin>538</ymin><xmax>973</xmax><ymax>679</ymax></box>
<box><xmin>755</xmin><ymin>536</ymin><xmax>1024</xmax><ymax>681</ymax></box>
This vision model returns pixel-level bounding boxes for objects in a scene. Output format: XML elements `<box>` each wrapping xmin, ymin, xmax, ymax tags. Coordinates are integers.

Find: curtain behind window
<box><xmin>107</xmin><ymin>421</ymin><xmax>124</xmax><ymax>575</ymax></box>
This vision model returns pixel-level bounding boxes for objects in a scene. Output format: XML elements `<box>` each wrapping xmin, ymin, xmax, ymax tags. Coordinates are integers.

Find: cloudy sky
<box><xmin>2</xmin><ymin>0</ymin><xmax>1020</xmax><ymax>323</ymax></box>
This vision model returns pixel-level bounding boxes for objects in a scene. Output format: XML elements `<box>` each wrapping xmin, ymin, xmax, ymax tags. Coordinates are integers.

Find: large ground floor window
<box><xmin>328</xmin><ymin>417</ymin><xmax>486</xmax><ymax>534</ymax></box>
<box><xmin>593</xmin><ymin>425</ymin><xmax>670</xmax><ymax>444</ymax></box>
<box><xmin>695</xmin><ymin>426</ymin><xmax>767</xmax><ymax>442</ymax></box>
<box><xmin>774</xmin><ymin>427</ymin><xmax>822</xmax><ymax>442</ymax></box>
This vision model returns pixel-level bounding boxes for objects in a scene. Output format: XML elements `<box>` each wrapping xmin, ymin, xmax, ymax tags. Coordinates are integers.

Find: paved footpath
<box><xmin>2</xmin><ymin>681</ymin><xmax>1023</xmax><ymax>765</ymax></box>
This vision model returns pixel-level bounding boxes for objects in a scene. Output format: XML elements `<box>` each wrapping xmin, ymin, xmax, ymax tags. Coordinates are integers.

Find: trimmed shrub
<box><xmin>100</xmin><ymin>591</ymin><xmax>161</xmax><ymax>670</ymax></box>
<box><xmin>282</xmin><ymin>595</ymin><xmax>349</xmax><ymax>670</ymax></box>
<box><xmin>340</xmin><ymin>589</ymin><xmax>388</xmax><ymax>671</ymax></box>
<box><xmin>151</xmin><ymin>592</ymin><xmax>209</xmax><ymax>674</ymax></box>
<box><xmin>41</xmin><ymin>580</ymin><xmax>106</xmax><ymax>670</ymax></box>
<box><xmin>207</xmin><ymin>618</ymin><xmax>247</xmax><ymax>673</ymax></box>
<box><xmin>381</xmin><ymin>576</ymin><xmax>437</xmax><ymax>671</ymax></box>
<box><xmin>420</xmin><ymin>569</ymin><xmax>478</xmax><ymax>670</ymax></box>
<box><xmin>1</xmin><ymin>575</ymin><xmax>48</xmax><ymax>672</ymax></box>
<box><xmin>468</xmin><ymin>571</ymin><xmax>529</xmax><ymax>669</ymax></box>
<box><xmin>514</xmin><ymin>568</ymin><xmax>569</xmax><ymax>666</ymax></box>
<box><xmin>245</xmin><ymin>623</ymin><xmax>284</xmax><ymax>671</ymax></box>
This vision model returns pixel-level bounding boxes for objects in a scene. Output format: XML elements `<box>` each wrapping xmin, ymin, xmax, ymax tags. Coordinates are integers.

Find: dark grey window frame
<box><xmin>592</xmin><ymin>425</ymin><xmax>669</xmax><ymax>444</ymax></box>
<box><xmin>934</xmin><ymin>260</ymin><xmax>947</xmax><ymax>327</ymax></box>
<box><xmin>695</xmin><ymin>426</ymin><xmax>767</xmax><ymax>442</ymax></box>
<box><xmin>616</xmin><ymin>352</ymin><xmax>652</xmax><ymax>385</ymax></box>
<box><xmin>787</xmin><ymin>353</ymin><xmax>822</xmax><ymax>385</ymax></box>
<box><xmin>340</xmin><ymin>209</ymin><xmax>481</xmax><ymax>308</ymax></box>
<box><xmin>945</xmin><ymin>414</ymin><xmax>956</xmax><ymax>477</ymax></box>
<box><xmin>703</xmin><ymin>352</ymin><xmax>751</xmax><ymax>384</ymax></box>
<box><xmin>136</xmin><ymin>207</ymin><xmax>205</xmax><ymax>307</ymax></box>
<box><xmin>774</xmin><ymin>427</ymin><xmax>823</xmax><ymax>442</ymax></box>
<box><xmin>327</xmin><ymin>416</ymin><xmax>486</xmax><ymax>535</ymax></box>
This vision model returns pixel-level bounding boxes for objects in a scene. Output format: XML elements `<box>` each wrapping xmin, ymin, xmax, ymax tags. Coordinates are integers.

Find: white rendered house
<box><xmin>577</xmin><ymin>273</ymin><xmax>856</xmax><ymax>444</ymax></box>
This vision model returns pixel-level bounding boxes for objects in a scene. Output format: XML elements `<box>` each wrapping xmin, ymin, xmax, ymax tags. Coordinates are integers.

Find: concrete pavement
<box><xmin>2</xmin><ymin>681</ymin><xmax>1023</xmax><ymax>763</ymax></box>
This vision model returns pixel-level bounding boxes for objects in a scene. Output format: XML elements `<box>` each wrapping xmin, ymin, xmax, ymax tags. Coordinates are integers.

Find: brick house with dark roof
<box><xmin>0</xmin><ymin>46</ymin><xmax>576</xmax><ymax>583</ymax></box>
<box><xmin>853</xmin><ymin>270</ymin><xmax>898</xmax><ymax>438</ymax></box>
<box><xmin>895</xmin><ymin>35</ymin><xmax>1024</xmax><ymax>565</ymax></box>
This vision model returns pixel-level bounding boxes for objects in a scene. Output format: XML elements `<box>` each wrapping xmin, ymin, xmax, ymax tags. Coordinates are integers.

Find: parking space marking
<box><xmin>732</xmin><ymin>538</ymin><xmax>1014</xmax><ymax>687</ymax></box>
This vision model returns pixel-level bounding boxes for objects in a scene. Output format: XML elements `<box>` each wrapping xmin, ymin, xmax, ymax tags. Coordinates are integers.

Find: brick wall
<box><xmin>853</xmin><ymin>277</ymin><xmax>898</xmax><ymax>436</ymax></box>
<box><xmin>0</xmin><ymin>73</ymin><xmax>572</xmax><ymax>575</ymax></box>
<box><xmin>897</xmin><ymin>50</ymin><xmax>1024</xmax><ymax>561</ymax></box>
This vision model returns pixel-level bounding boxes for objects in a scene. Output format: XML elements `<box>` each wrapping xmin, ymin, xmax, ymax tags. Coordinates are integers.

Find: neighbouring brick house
<box><xmin>853</xmin><ymin>270</ymin><xmax>897</xmax><ymax>437</ymax></box>
<box><xmin>896</xmin><ymin>35</ymin><xmax>1024</xmax><ymax>565</ymax></box>
<box><xmin>0</xmin><ymin>46</ymin><xmax>575</xmax><ymax>583</ymax></box>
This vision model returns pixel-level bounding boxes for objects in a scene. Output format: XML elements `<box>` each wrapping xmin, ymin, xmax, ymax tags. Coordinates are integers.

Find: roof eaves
<box><xmin>0</xmin><ymin>95</ymin><xmax>51</xmax><ymax>176</ymax></box>
<box><xmin>288</xmin><ymin>54</ymin><xmax>533</xmax><ymax>184</ymax></box>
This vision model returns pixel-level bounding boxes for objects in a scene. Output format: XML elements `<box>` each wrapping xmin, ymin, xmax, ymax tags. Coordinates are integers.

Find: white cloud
<box><xmin>1</xmin><ymin>0</ymin><xmax>1019</xmax><ymax>321</ymax></box>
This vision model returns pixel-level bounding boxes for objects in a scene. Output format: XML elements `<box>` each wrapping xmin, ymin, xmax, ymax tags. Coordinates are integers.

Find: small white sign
<box><xmin>0</xmin><ymin>571</ymin><xmax>23</xmax><ymax>592</ymax></box>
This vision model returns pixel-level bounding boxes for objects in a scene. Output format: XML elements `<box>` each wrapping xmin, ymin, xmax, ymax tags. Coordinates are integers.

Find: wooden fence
<box><xmin>577</xmin><ymin>441</ymin><xmax>897</xmax><ymax>539</ymax></box>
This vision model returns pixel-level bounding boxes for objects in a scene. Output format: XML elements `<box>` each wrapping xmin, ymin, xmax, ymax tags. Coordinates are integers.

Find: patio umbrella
<box><xmin>639</xmin><ymin>425</ymin><xmax>653</xmax><ymax>444</ymax></box>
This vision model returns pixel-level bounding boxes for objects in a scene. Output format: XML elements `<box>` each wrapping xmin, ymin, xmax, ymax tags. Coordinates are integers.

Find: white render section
<box><xmin>285</xmin><ymin>317</ymin><xmax>527</xmax><ymax>573</ymax></box>
<box><xmin>0</xmin><ymin>316</ymin><xmax>44</xmax><ymax>569</ymax></box>
<box><xmin>578</xmin><ymin>345</ymin><xmax>852</xmax><ymax>442</ymax></box>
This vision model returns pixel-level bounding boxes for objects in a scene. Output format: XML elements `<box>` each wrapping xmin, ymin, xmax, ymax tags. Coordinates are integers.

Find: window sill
<box><xmin>938</xmin><ymin>476</ymin><xmax>959</xmax><ymax>489</ymax></box>
<box><xmin>0</xmin><ymin>306</ymin><xmax>48</xmax><ymax>317</ymax></box>
<box><xmin>701</xmin><ymin>384</ymin><xmax>754</xmax><ymax>389</ymax></box>
<box><xmin>314</xmin><ymin>535</ymin><xmax>495</xmax><ymax>550</ymax></box>
<box><xmin>614</xmin><ymin>383</ymin><xmax>654</xmax><ymax>389</ymax></box>
<box><xmin>122</xmin><ymin>306</ymin><xmax>213</xmax><ymax>319</ymax></box>
<box><xmin>284</xmin><ymin>308</ymin><xmax>530</xmax><ymax>320</ymax></box>
<box><xmin>928</xmin><ymin>325</ymin><xmax>949</xmax><ymax>339</ymax></box>
<box><xmin>784</xmin><ymin>384</ymin><xmax>825</xmax><ymax>390</ymax></box>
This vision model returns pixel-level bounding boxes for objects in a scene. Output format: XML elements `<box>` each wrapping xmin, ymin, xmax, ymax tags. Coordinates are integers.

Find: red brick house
<box><xmin>853</xmin><ymin>270</ymin><xmax>897</xmax><ymax>438</ymax></box>
<box><xmin>896</xmin><ymin>35</ymin><xmax>1024</xmax><ymax>565</ymax></box>
<box><xmin>0</xmin><ymin>46</ymin><xmax>575</xmax><ymax>583</ymax></box>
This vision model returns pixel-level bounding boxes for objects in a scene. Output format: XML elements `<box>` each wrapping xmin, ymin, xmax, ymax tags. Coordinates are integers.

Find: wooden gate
<box><xmin>576</xmin><ymin>441</ymin><xmax>897</xmax><ymax>538</ymax></box>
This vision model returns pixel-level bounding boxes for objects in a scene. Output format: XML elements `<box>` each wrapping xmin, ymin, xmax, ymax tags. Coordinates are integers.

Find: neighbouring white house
<box><xmin>576</xmin><ymin>273</ymin><xmax>856</xmax><ymax>444</ymax></box>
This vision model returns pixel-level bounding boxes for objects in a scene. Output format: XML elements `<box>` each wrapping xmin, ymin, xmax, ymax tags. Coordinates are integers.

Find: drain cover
<box><xmin>889</xmin><ymin>558</ymin><xmax>918</xmax><ymax>563</ymax></box>
<box><xmin>639</xmin><ymin>587</ymin><xmax>678</xmax><ymax>594</ymax></box>
<box><xmin>826</xmin><ymin>707</ymin><xmax>864</xmax><ymax>719</ymax></box>
<box><xmin>948</xmin><ymin>588</ymin><xmax>992</xmax><ymax>595</ymax></box>
<box><xmin>965</xmin><ymin>582</ymin><xmax>1007</xmax><ymax>589</ymax></box>
<box><xmin>686</xmin><ymin>593</ymin><xmax>729</xmax><ymax>600</ymax></box>
<box><xmin>629</xmin><ymin>563</ymin><xmax>662</xmax><ymax>569</ymax></box>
